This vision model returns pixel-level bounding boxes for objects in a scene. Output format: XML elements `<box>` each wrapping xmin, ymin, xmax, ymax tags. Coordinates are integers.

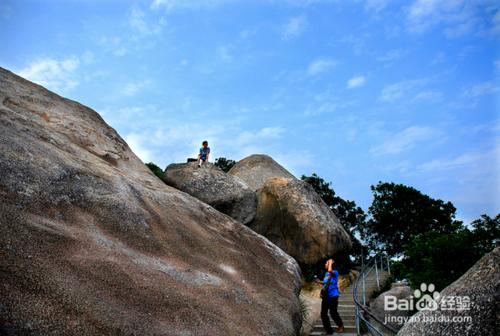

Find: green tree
<box><xmin>145</xmin><ymin>162</ymin><xmax>164</xmax><ymax>180</ymax></box>
<box><xmin>470</xmin><ymin>214</ymin><xmax>500</xmax><ymax>252</ymax></box>
<box><xmin>214</xmin><ymin>157</ymin><xmax>236</xmax><ymax>173</ymax></box>
<box><xmin>396</xmin><ymin>214</ymin><xmax>498</xmax><ymax>290</ymax></box>
<box><xmin>365</xmin><ymin>182</ymin><xmax>462</xmax><ymax>257</ymax></box>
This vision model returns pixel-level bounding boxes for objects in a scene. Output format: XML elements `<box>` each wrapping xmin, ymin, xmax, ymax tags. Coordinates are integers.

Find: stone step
<box><xmin>311</xmin><ymin>325</ymin><xmax>357</xmax><ymax>334</ymax></box>
<box><xmin>314</xmin><ymin>317</ymin><xmax>356</xmax><ymax>323</ymax></box>
<box><xmin>310</xmin><ymin>332</ymin><xmax>357</xmax><ymax>336</ymax></box>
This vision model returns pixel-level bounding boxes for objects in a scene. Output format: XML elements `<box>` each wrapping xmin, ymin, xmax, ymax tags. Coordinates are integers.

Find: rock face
<box><xmin>163</xmin><ymin>162</ymin><xmax>257</xmax><ymax>225</ymax></box>
<box><xmin>228</xmin><ymin>154</ymin><xmax>296</xmax><ymax>191</ymax></box>
<box><xmin>397</xmin><ymin>247</ymin><xmax>500</xmax><ymax>336</ymax></box>
<box><xmin>0</xmin><ymin>67</ymin><xmax>302</xmax><ymax>336</ymax></box>
<box><xmin>371</xmin><ymin>283</ymin><xmax>413</xmax><ymax>331</ymax></box>
<box><xmin>250</xmin><ymin>177</ymin><xmax>352</xmax><ymax>265</ymax></box>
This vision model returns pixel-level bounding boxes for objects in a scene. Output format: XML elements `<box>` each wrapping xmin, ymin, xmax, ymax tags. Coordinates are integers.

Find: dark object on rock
<box><xmin>163</xmin><ymin>162</ymin><xmax>257</xmax><ymax>225</ymax></box>
<box><xmin>187</xmin><ymin>157</ymin><xmax>197</xmax><ymax>163</ymax></box>
<box><xmin>397</xmin><ymin>247</ymin><xmax>500</xmax><ymax>336</ymax></box>
<box><xmin>0</xmin><ymin>67</ymin><xmax>302</xmax><ymax>336</ymax></box>
<box><xmin>251</xmin><ymin>177</ymin><xmax>352</xmax><ymax>265</ymax></box>
<box><xmin>228</xmin><ymin>154</ymin><xmax>296</xmax><ymax>191</ymax></box>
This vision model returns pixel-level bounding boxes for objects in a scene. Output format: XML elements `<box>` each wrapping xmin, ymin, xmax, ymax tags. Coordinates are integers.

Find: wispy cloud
<box><xmin>17</xmin><ymin>56</ymin><xmax>81</xmax><ymax>92</ymax></box>
<box><xmin>347</xmin><ymin>75</ymin><xmax>366</xmax><ymax>89</ymax></box>
<box><xmin>406</xmin><ymin>0</ymin><xmax>499</xmax><ymax>37</ymax></box>
<box><xmin>370</xmin><ymin>126</ymin><xmax>441</xmax><ymax>156</ymax></box>
<box><xmin>217</xmin><ymin>45</ymin><xmax>233</xmax><ymax>62</ymax></box>
<box><xmin>412</xmin><ymin>90</ymin><xmax>443</xmax><ymax>102</ymax></box>
<box><xmin>463</xmin><ymin>81</ymin><xmax>500</xmax><ymax>98</ymax></box>
<box><xmin>417</xmin><ymin>145</ymin><xmax>500</xmax><ymax>172</ymax></box>
<box><xmin>364</xmin><ymin>0</ymin><xmax>391</xmax><ymax>13</ymax></box>
<box><xmin>151</xmin><ymin>0</ymin><xmax>231</xmax><ymax>11</ymax></box>
<box><xmin>98</xmin><ymin>36</ymin><xmax>129</xmax><ymax>56</ymax></box>
<box><xmin>377</xmin><ymin>49</ymin><xmax>406</xmax><ymax>63</ymax></box>
<box><xmin>125</xmin><ymin>133</ymin><xmax>155</xmax><ymax>163</ymax></box>
<box><xmin>281</xmin><ymin>15</ymin><xmax>308</xmax><ymax>40</ymax></box>
<box><xmin>122</xmin><ymin>80</ymin><xmax>152</xmax><ymax>97</ymax></box>
<box><xmin>307</xmin><ymin>58</ymin><xmax>337</xmax><ymax>76</ymax></box>
<box><xmin>379</xmin><ymin>78</ymin><xmax>430</xmax><ymax>102</ymax></box>
<box><xmin>129</xmin><ymin>7</ymin><xmax>165</xmax><ymax>35</ymax></box>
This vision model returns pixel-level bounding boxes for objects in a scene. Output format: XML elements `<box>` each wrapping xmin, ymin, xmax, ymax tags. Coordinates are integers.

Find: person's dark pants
<box><xmin>321</xmin><ymin>296</ymin><xmax>344</xmax><ymax>334</ymax></box>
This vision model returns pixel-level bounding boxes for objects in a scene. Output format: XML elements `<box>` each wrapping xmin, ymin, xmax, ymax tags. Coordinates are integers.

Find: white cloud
<box><xmin>122</xmin><ymin>80</ymin><xmax>152</xmax><ymax>97</ymax></box>
<box><xmin>129</xmin><ymin>7</ymin><xmax>165</xmax><ymax>35</ymax></box>
<box><xmin>364</xmin><ymin>0</ymin><xmax>391</xmax><ymax>13</ymax></box>
<box><xmin>464</xmin><ymin>81</ymin><xmax>500</xmax><ymax>98</ymax></box>
<box><xmin>302</xmin><ymin>89</ymin><xmax>356</xmax><ymax>116</ymax></box>
<box><xmin>307</xmin><ymin>58</ymin><xmax>337</xmax><ymax>76</ymax></box>
<box><xmin>281</xmin><ymin>15</ymin><xmax>308</xmax><ymax>40</ymax></box>
<box><xmin>377</xmin><ymin>49</ymin><xmax>405</xmax><ymax>62</ymax></box>
<box><xmin>417</xmin><ymin>146</ymin><xmax>500</xmax><ymax>172</ymax></box>
<box><xmin>347</xmin><ymin>75</ymin><xmax>366</xmax><ymax>89</ymax></box>
<box><xmin>379</xmin><ymin>78</ymin><xmax>429</xmax><ymax>102</ymax></box>
<box><xmin>17</xmin><ymin>56</ymin><xmax>80</xmax><ymax>92</ymax></box>
<box><xmin>217</xmin><ymin>45</ymin><xmax>233</xmax><ymax>62</ymax></box>
<box><xmin>370</xmin><ymin>126</ymin><xmax>441</xmax><ymax>156</ymax></box>
<box><xmin>125</xmin><ymin>133</ymin><xmax>154</xmax><ymax>163</ymax></box>
<box><xmin>412</xmin><ymin>90</ymin><xmax>443</xmax><ymax>102</ymax></box>
<box><xmin>406</xmin><ymin>0</ymin><xmax>498</xmax><ymax>37</ymax></box>
<box><xmin>98</xmin><ymin>36</ymin><xmax>129</xmax><ymax>56</ymax></box>
<box><xmin>151</xmin><ymin>0</ymin><xmax>231</xmax><ymax>11</ymax></box>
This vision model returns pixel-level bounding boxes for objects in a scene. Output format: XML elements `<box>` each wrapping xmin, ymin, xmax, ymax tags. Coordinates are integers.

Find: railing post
<box><xmin>375</xmin><ymin>256</ymin><xmax>380</xmax><ymax>289</ymax></box>
<box><xmin>355</xmin><ymin>306</ymin><xmax>360</xmax><ymax>335</ymax></box>
<box><xmin>362</xmin><ymin>272</ymin><xmax>366</xmax><ymax>305</ymax></box>
<box><xmin>387</xmin><ymin>255</ymin><xmax>391</xmax><ymax>275</ymax></box>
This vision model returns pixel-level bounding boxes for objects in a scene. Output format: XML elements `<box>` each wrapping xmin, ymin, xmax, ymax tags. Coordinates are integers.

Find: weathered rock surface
<box><xmin>163</xmin><ymin>162</ymin><xmax>257</xmax><ymax>225</ymax></box>
<box><xmin>371</xmin><ymin>283</ymin><xmax>413</xmax><ymax>331</ymax></box>
<box><xmin>397</xmin><ymin>247</ymin><xmax>500</xmax><ymax>336</ymax></box>
<box><xmin>228</xmin><ymin>154</ymin><xmax>296</xmax><ymax>191</ymax></box>
<box><xmin>0</xmin><ymin>67</ymin><xmax>302</xmax><ymax>336</ymax></box>
<box><xmin>250</xmin><ymin>177</ymin><xmax>352</xmax><ymax>265</ymax></box>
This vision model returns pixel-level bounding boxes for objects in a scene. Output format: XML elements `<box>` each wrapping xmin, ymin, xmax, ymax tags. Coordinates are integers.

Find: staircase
<box><xmin>309</xmin><ymin>270</ymin><xmax>390</xmax><ymax>336</ymax></box>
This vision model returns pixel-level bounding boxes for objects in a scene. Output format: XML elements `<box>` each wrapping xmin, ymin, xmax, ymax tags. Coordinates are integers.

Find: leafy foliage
<box><xmin>145</xmin><ymin>162</ymin><xmax>164</xmax><ymax>180</ymax></box>
<box><xmin>365</xmin><ymin>182</ymin><xmax>462</xmax><ymax>257</ymax></box>
<box><xmin>214</xmin><ymin>157</ymin><xmax>236</xmax><ymax>173</ymax></box>
<box><xmin>394</xmin><ymin>214</ymin><xmax>499</xmax><ymax>290</ymax></box>
<box><xmin>470</xmin><ymin>214</ymin><xmax>500</xmax><ymax>252</ymax></box>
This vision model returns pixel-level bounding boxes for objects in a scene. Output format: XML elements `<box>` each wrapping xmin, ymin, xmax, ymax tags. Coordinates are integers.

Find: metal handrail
<box><xmin>353</xmin><ymin>253</ymin><xmax>398</xmax><ymax>335</ymax></box>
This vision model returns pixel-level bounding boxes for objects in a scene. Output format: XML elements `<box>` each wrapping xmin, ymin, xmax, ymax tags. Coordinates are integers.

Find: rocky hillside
<box><xmin>0</xmin><ymin>67</ymin><xmax>302</xmax><ymax>336</ymax></box>
<box><xmin>164</xmin><ymin>161</ymin><xmax>352</xmax><ymax>266</ymax></box>
<box><xmin>397</xmin><ymin>247</ymin><xmax>499</xmax><ymax>336</ymax></box>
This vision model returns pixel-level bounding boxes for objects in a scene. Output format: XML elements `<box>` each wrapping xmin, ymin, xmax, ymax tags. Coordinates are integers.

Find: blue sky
<box><xmin>1</xmin><ymin>0</ymin><xmax>499</xmax><ymax>223</ymax></box>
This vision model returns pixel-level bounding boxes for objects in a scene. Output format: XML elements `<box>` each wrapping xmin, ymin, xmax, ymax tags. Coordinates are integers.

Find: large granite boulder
<box><xmin>371</xmin><ymin>283</ymin><xmax>413</xmax><ymax>331</ymax></box>
<box><xmin>397</xmin><ymin>247</ymin><xmax>500</xmax><ymax>336</ymax></box>
<box><xmin>0</xmin><ymin>67</ymin><xmax>302</xmax><ymax>336</ymax></box>
<box><xmin>228</xmin><ymin>154</ymin><xmax>296</xmax><ymax>191</ymax></box>
<box><xmin>250</xmin><ymin>177</ymin><xmax>352</xmax><ymax>265</ymax></box>
<box><xmin>163</xmin><ymin>162</ymin><xmax>257</xmax><ymax>225</ymax></box>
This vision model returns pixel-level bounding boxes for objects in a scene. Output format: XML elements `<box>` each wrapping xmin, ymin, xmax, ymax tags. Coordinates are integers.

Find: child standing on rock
<box><xmin>198</xmin><ymin>140</ymin><xmax>210</xmax><ymax>167</ymax></box>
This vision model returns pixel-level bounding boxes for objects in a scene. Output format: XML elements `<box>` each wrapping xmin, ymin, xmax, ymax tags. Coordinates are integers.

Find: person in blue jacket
<box><xmin>198</xmin><ymin>140</ymin><xmax>210</xmax><ymax>167</ymax></box>
<box><xmin>321</xmin><ymin>259</ymin><xmax>344</xmax><ymax>334</ymax></box>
